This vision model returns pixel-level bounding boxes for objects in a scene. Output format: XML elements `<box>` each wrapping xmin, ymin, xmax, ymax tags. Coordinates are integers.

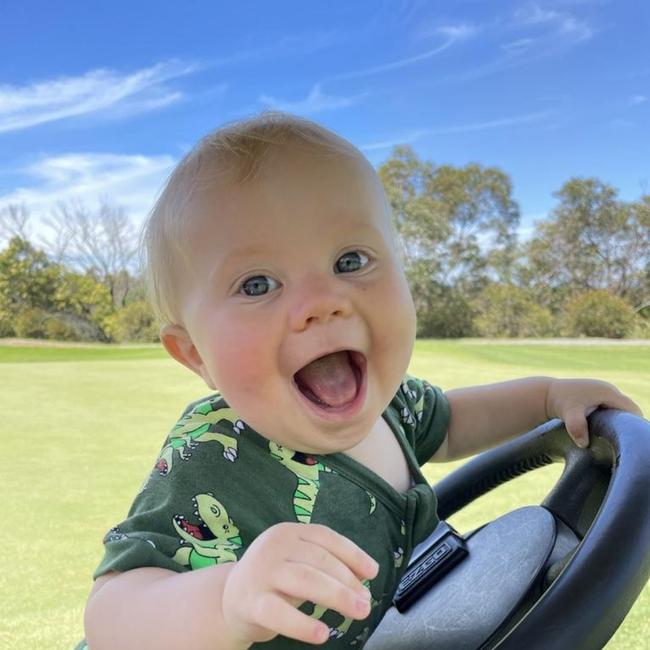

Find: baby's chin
<box><xmin>259</xmin><ymin>406</ymin><xmax>380</xmax><ymax>455</ymax></box>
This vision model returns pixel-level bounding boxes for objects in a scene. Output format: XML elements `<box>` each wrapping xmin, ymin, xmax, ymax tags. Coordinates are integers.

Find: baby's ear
<box><xmin>160</xmin><ymin>324</ymin><xmax>215</xmax><ymax>389</ymax></box>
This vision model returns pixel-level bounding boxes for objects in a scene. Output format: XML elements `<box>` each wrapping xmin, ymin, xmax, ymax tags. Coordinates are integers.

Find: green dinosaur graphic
<box><xmin>309</xmin><ymin>578</ymin><xmax>379</xmax><ymax>641</ymax></box>
<box><xmin>268</xmin><ymin>442</ymin><xmax>332</xmax><ymax>523</ymax></box>
<box><xmin>172</xmin><ymin>493</ymin><xmax>243</xmax><ymax>570</ymax></box>
<box><xmin>269</xmin><ymin>442</ymin><xmax>378</xmax><ymax>639</ymax></box>
<box><xmin>156</xmin><ymin>400</ymin><xmax>245</xmax><ymax>476</ymax></box>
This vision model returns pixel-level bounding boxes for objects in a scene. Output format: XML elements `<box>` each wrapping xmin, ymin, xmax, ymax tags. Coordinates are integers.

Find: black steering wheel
<box><xmin>366</xmin><ymin>409</ymin><xmax>650</xmax><ymax>650</ymax></box>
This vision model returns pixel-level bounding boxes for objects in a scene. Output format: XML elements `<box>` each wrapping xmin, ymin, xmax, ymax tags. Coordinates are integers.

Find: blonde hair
<box><xmin>142</xmin><ymin>111</ymin><xmax>399</xmax><ymax>327</ymax></box>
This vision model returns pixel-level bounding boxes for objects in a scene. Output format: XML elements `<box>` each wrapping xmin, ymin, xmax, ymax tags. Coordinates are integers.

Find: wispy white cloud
<box><xmin>629</xmin><ymin>94</ymin><xmax>648</xmax><ymax>106</ymax></box>
<box><xmin>417</xmin><ymin>4</ymin><xmax>596</xmax><ymax>86</ymax></box>
<box><xmin>515</xmin><ymin>3</ymin><xmax>563</xmax><ymax>26</ymax></box>
<box><xmin>328</xmin><ymin>23</ymin><xmax>475</xmax><ymax>83</ymax></box>
<box><xmin>0</xmin><ymin>153</ymin><xmax>175</xmax><ymax>232</ymax></box>
<box><xmin>0</xmin><ymin>60</ymin><xmax>198</xmax><ymax>134</ymax></box>
<box><xmin>448</xmin><ymin>6</ymin><xmax>595</xmax><ymax>84</ymax></box>
<box><xmin>501</xmin><ymin>37</ymin><xmax>536</xmax><ymax>53</ymax></box>
<box><xmin>259</xmin><ymin>83</ymin><xmax>366</xmax><ymax>114</ymax></box>
<box><xmin>513</xmin><ymin>1</ymin><xmax>594</xmax><ymax>42</ymax></box>
<box><xmin>362</xmin><ymin>110</ymin><xmax>554</xmax><ymax>151</ymax></box>
<box><xmin>435</xmin><ymin>23</ymin><xmax>478</xmax><ymax>42</ymax></box>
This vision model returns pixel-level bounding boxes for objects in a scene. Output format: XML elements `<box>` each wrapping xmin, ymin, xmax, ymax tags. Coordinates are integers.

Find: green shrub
<box><xmin>0</xmin><ymin>310</ymin><xmax>14</xmax><ymax>337</ymax></box>
<box><xmin>42</xmin><ymin>316</ymin><xmax>79</xmax><ymax>341</ymax></box>
<box><xmin>104</xmin><ymin>300</ymin><xmax>159</xmax><ymax>342</ymax></box>
<box><xmin>414</xmin><ymin>283</ymin><xmax>476</xmax><ymax>338</ymax></box>
<box><xmin>563</xmin><ymin>290</ymin><xmax>636</xmax><ymax>338</ymax></box>
<box><xmin>474</xmin><ymin>284</ymin><xmax>556</xmax><ymax>337</ymax></box>
<box><xmin>14</xmin><ymin>308</ymin><xmax>48</xmax><ymax>338</ymax></box>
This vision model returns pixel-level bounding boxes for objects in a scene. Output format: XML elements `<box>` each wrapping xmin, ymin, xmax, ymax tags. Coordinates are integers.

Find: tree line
<box><xmin>1</xmin><ymin>146</ymin><xmax>648</xmax><ymax>342</ymax></box>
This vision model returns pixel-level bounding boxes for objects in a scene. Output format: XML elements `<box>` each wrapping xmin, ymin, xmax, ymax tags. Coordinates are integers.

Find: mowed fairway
<box><xmin>1</xmin><ymin>339</ymin><xmax>648</xmax><ymax>649</ymax></box>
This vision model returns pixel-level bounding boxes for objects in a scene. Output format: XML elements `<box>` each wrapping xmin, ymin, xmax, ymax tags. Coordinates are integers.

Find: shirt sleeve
<box><xmin>93</xmin><ymin>394</ymin><xmax>246</xmax><ymax>579</ymax></box>
<box><xmin>394</xmin><ymin>374</ymin><xmax>450</xmax><ymax>466</ymax></box>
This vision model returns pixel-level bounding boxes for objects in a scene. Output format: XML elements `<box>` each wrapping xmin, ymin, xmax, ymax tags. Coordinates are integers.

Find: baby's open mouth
<box><xmin>293</xmin><ymin>350</ymin><xmax>365</xmax><ymax>410</ymax></box>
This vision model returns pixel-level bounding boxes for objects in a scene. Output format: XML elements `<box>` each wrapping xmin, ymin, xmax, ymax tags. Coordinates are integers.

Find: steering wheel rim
<box><xmin>371</xmin><ymin>409</ymin><xmax>650</xmax><ymax>650</ymax></box>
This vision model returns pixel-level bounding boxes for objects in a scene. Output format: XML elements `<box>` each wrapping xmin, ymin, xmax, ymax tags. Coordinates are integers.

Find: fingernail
<box><xmin>360</xmin><ymin>587</ymin><xmax>371</xmax><ymax>601</ymax></box>
<box><xmin>356</xmin><ymin>595</ymin><xmax>371</xmax><ymax>614</ymax></box>
<box><xmin>316</xmin><ymin>624</ymin><xmax>330</xmax><ymax>643</ymax></box>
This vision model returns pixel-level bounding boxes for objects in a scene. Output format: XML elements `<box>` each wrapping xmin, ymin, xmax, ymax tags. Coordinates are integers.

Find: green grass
<box><xmin>1</xmin><ymin>339</ymin><xmax>648</xmax><ymax>649</ymax></box>
<box><xmin>0</xmin><ymin>343</ymin><xmax>165</xmax><ymax>363</ymax></box>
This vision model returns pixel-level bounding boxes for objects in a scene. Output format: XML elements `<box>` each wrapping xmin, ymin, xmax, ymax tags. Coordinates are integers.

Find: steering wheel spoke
<box><xmin>542</xmin><ymin>446</ymin><xmax>611</xmax><ymax>539</ymax></box>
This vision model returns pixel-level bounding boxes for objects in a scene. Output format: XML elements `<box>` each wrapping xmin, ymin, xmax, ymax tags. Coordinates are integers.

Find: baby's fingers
<box><xmin>563</xmin><ymin>405</ymin><xmax>590</xmax><ymax>448</ymax></box>
<box><xmin>290</xmin><ymin>543</ymin><xmax>371</xmax><ymax>599</ymax></box>
<box><xmin>299</xmin><ymin>524</ymin><xmax>379</xmax><ymax>580</ymax></box>
<box><xmin>275</xmin><ymin>563</ymin><xmax>372</xmax><ymax>622</ymax></box>
<box><xmin>251</xmin><ymin>592</ymin><xmax>331</xmax><ymax>645</ymax></box>
<box><xmin>603</xmin><ymin>392</ymin><xmax>644</xmax><ymax>418</ymax></box>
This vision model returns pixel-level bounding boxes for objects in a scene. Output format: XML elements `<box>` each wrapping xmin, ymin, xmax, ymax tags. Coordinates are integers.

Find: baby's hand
<box><xmin>221</xmin><ymin>522</ymin><xmax>379</xmax><ymax>647</ymax></box>
<box><xmin>546</xmin><ymin>378</ymin><xmax>643</xmax><ymax>448</ymax></box>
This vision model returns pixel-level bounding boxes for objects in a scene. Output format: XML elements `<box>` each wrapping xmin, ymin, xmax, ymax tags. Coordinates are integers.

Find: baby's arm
<box><xmin>84</xmin><ymin>522</ymin><xmax>378</xmax><ymax>649</ymax></box>
<box><xmin>85</xmin><ymin>564</ymin><xmax>241</xmax><ymax>649</ymax></box>
<box><xmin>435</xmin><ymin>377</ymin><xmax>642</xmax><ymax>461</ymax></box>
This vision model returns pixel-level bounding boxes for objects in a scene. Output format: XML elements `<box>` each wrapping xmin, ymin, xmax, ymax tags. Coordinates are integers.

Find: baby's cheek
<box><xmin>376</xmin><ymin>277</ymin><xmax>416</xmax><ymax>344</ymax></box>
<box><xmin>214</xmin><ymin>333</ymin><xmax>266</xmax><ymax>395</ymax></box>
<box><xmin>212</xmin><ymin>329</ymin><xmax>284</xmax><ymax>436</ymax></box>
<box><xmin>371</xmin><ymin>277</ymin><xmax>416</xmax><ymax>393</ymax></box>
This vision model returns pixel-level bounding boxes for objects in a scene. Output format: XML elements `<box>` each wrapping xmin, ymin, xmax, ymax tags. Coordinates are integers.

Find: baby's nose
<box><xmin>288</xmin><ymin>276</ymin><xmax>353</xmax><ymax>331</ymax></box>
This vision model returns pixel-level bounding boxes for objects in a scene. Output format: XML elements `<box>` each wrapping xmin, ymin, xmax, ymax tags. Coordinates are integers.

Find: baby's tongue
<box><xmin>295</xmin><ymin>351</ymin><xmax>357</xmax><ymax>408</ymax></box>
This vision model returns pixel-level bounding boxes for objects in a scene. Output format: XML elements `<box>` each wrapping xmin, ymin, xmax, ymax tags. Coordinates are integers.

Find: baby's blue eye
<box><xmin>239</xmin><ymin>275</ymin><xmax>278</xmax><ymax>297</ymax></box>
<box><xmin>335</xmin><ymin>251</ymin><xmax>370</xmax><ymax>273</ymax></box>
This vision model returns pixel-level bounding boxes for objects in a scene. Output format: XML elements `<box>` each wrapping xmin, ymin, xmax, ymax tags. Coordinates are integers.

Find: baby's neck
<box><xmin>343</xmin><ymin>417</ymin><xmax>412</xmax><ymax>493</ymax></box>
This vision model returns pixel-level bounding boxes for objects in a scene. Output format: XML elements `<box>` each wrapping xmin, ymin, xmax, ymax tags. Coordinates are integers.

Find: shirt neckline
<box><xmin>315</xmin><ymin>404</ymin><xmax>429</xmax><ymax>516</ymax></box>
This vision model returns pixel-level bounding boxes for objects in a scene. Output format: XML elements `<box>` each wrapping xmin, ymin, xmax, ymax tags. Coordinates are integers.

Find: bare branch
<box><xmin>0</xmin><ymin>203</ymin><xmax>31</xmax><ymax>241</ymax></box>
<box><xmin>41</xmin><ymin>197</ymin><xmax>139</xmax><ymax>308</ymax></box>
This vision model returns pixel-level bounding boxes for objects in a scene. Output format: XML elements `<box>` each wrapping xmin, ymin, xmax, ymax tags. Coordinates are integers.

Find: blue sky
<box><xmin>1</xmin><ymin>0</ymin><xmax>648</xmax><ymax>242</ymax></box>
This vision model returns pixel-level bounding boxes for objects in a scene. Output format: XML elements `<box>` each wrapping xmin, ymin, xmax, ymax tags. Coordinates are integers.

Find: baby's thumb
<box><xmin>563</xmin><ymin>405</ymin><xmax>590</xmax><ymax>448</ymax></box>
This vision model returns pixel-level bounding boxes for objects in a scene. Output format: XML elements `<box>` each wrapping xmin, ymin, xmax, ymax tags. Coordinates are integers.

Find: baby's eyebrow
<box><xmin>211</xmin><ymin>243</ymin><xmax>269</xmax><ymax>278</ymax></box>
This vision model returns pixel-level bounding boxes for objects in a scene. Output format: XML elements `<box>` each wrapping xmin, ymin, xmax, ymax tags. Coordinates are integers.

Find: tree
<box><xmin>0</xmin><ymin>237</ymin><xmax>59</xmax><ymax>330</ymax></box>
<box><xmin>43</xmin><ymin>198</ymin><xmax>140</xmax><ymax>309</ymax></box>
<box><xmin>53</xmin><ymin>271</ymin><xmax>114</xmax><ymax>340</ymax></box>
<box><xmin>406</xmin><ymin>259</ymin><xmax>475</xmax><ymax>338</ymax></box>
<box><xmin>521</xmin><ymin>179</ymin><xmax>650</xmax><ymax>306</ymax></box>
<box><xmin>378</xmin><ymin>146</ymin><xmax>520</xmax><ymax>336</ymax></box>
<box><xmin>0</xmin><ymin>203</ymin><xmax>31</xmax><ymax>242</ymax></box>
<box><xmin>0</xmin><ymin>236</ymin><xmax>113</xmax><ymax>341</ymax></box>
<box><xmin>378</xmin><ymin>146</ymin><xmax>520</xmax><ymax>295</ymax></box>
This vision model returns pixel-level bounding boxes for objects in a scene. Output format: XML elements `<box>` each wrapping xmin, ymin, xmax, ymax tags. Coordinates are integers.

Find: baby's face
<box><xmin>172</xmin><ymin>148</ymin><xmax>416</xmax><ymax>454</ymax></box>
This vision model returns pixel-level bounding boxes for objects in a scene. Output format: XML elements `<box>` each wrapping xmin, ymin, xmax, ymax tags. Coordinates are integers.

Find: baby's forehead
<box><xmin>180</xmin><ymin>143</ymin><xmax>397</xmax><ymax>265</ymax></box>
<box><xmin>196</xmin><ymin>146</ymin><xmax>385</xmax><ymax>215</ymax></box>
<box><xmin>187</xmin><ymin>165</ymin><xmax>392</xmax><ymax>255</ymax></box>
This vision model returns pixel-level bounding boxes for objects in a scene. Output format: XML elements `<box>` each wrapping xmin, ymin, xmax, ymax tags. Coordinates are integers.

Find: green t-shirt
<box><xmin>81</xmin><ymin>374</ymin><xmax>449</xmax><ymax>649</ymax></box>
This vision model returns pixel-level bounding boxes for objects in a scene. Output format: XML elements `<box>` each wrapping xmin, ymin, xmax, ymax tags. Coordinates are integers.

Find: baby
<box><xmin>80</xmin><ymin>113</ymin><xmax>642</xmax><ymax>649</ymax></box>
